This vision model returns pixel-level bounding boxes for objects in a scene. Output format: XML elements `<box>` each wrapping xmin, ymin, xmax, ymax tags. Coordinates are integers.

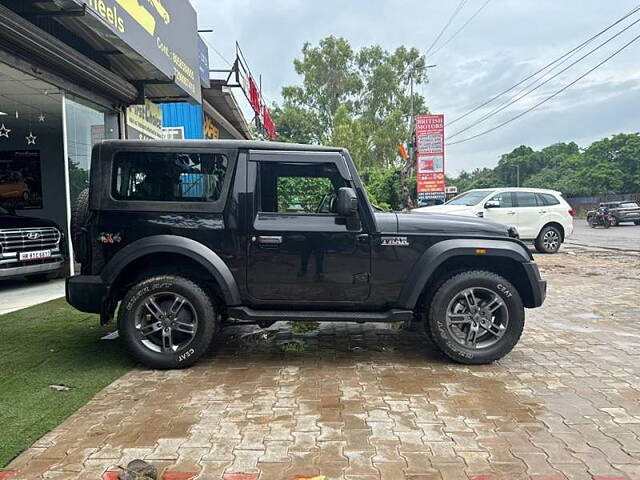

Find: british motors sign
<box><xmin>416</xmin><ymin>114</ymin><xmax>446</xmax><ymax>202</ymax></box>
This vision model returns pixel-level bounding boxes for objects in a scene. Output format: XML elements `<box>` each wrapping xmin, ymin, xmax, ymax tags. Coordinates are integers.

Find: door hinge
<box><xmin>353</xmin><ymin>272</ymin><xmax>371</xmax><ymax>284</ymax></box>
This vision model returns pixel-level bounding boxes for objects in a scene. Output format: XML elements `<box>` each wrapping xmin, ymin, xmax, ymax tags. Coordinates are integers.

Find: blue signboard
<box><xmin>198</xmin><ymin>36</ymin><xmax>210</xmax><ymax>88</ymax></box>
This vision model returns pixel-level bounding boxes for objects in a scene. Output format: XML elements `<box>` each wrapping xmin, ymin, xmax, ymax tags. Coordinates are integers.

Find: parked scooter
<box><xmin>589</xmin><ymin>205</ymin><xmax>613</xmax><ymax>228</ymax></box>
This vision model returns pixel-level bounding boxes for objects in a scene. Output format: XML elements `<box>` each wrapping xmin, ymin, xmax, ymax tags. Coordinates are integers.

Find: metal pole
<box><xmin>61</xmin><ymin>92</ymin><xmax>75</xmax><ymax>276</ymax></box>
<box><xmin>516</xmin><ymin>165</ymin><xmax>520</xmax><ymax>187</ymax></box>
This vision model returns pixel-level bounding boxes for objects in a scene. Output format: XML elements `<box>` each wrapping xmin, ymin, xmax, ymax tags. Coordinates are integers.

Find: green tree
<box><xmin>271</xmin><ymin>36</ymin><xmax>429</xmax><ymax>209</ymax></box>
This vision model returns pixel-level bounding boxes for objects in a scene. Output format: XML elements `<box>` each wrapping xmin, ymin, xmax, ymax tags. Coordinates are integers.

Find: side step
<box><xmin>227</xmin><ymin>307</ymin><xmax>413</xmax><ymax>324</ymax></box>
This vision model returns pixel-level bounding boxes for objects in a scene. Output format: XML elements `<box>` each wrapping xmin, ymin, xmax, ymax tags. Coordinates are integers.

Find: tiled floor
<box><xmin>5</xmin><ymin>249</ymin><xmax>640</xmax><ymax>479</ymax></box>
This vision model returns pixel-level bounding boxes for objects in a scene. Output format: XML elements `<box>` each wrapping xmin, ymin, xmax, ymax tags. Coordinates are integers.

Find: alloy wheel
<box><xmin>543</xmin><ymin>229</ymin><xmax>560</xmax><ymax>251</ymax></box>
<box><xmin>134</xmin><ymin>292</ymin><xmax>198</xmax><ymax>354</ymax></box>
<box><xmin>445</xmin><ymin>287</ymin><xmax>509</xmax><ymax>349</ymax></box>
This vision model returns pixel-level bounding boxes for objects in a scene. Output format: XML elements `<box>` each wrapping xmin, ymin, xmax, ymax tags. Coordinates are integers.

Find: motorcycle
<box><xmin>589</xmin><ymin>206</ymin><xmax>613</xmax><ymax>228</ymax></box>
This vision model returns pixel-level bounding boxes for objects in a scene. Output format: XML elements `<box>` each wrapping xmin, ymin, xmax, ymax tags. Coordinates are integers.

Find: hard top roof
<box><xmin>98</xmin><ymin>139</ymin><xmax>345</xmax><ymax>153</ymax></box>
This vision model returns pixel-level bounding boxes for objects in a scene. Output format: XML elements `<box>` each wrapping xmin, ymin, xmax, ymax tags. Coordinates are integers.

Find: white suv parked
<box><xmin>413</xmin><ymin>188</ymin><xmax>575</xmax><ymax>253</ymax></box>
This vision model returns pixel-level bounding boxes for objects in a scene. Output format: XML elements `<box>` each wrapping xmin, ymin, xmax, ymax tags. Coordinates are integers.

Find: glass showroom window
<box><xmin>64</xmin><ymin>96</ymin><xmax>119</xmax><ymax>206</ymax></box>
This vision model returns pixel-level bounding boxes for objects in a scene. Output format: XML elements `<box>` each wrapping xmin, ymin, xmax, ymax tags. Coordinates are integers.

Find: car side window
<box><xmin>258</xmin><ymin>162</ymin><xmax>348</xmax><ymax>215</ymax></box>
<box><xmin>112</xmin><ymin>152</ymin><xmax>228</xmax><ymax>202</ymax></box>
<box><xmin>487</xmin><ymin>192</ymin><xmax>514</xmax><ymax>208</ymax></box>
<box><xmin>537</xmin><ymin>193</ymin><xmax>560</xmax><ymax>206</ymax></box>
<box><xmin>515</xmin><ymin>192</ymin><xmax>538</xmax><ymax>207</ymax></box>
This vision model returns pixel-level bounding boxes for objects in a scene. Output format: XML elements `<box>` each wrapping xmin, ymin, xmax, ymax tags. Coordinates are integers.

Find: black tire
<box><xmin>26</xmin><ymin>273</ymin><xmax>56</xmax><ymax>283</ymax></box>
<box><xmin>427</xmin><ymin>270</ymin><xmax>525</xmax><ymax>365</ymax></box>
<box><xmin>118</xmin><ymin>275</ymin><xmax>217</xmax><ymax>369</ymax></box>
<box><xmin>535</xmin><ymin>225</ymin><xmax>562</xmax><ymax>254</ymax></box>
<box><xmin>589</xmin><ymin>220</ymin><xmax>596</xmax><ymax>228</ymax></box>
<box><xmin>609</xmin><ymin>216</ymin><xmax>618</xmax><ymax>227</ymax></box>
<box><xmin>604</xmin><ymin>220</ymin><xmax>611</xmax><ymax>229</ymax></box>
<box><xmin>634</xmin><ymin>221</ymin><xmax>640</xmax><ymax>226</ymax></box>
<box><xmin>71</xmin><ymin>188</ymin><xmax>89</xmax><ymax>250</ymax></box>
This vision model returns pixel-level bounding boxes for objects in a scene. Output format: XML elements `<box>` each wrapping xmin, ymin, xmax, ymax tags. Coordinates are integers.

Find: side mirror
<box><xmin>336</xmin><ymin>187</ymin><xmax>358</xmax><ymax>217</ymax></box>
<box><xmin>485</xmin><ymin>200</ymin><xmax>500</xmax><ymax>209</ymax></box>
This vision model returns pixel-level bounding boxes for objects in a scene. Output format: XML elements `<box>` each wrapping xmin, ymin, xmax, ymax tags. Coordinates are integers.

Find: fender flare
<box><xmin>397</xmin><ymin>238</ymin><xmax>532</xmax><ymax>309</ymax></box>
<box><xmin>101</xmin><ymin>235</ymin><xmax>242</xmax><ymax>306</ymax></box>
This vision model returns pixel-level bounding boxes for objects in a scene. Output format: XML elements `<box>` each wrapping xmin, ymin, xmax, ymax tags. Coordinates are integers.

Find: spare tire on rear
<box><xmin>71</xmin><ymin>188</ymin><xmax>89</xmax><ymax>251</ymax></box>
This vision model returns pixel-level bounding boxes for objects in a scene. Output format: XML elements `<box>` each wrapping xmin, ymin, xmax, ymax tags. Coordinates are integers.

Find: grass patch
<box><xmin>289</xmin><ymin>321</ymin><xmax>320</xmax><ymax>334</ymax></box>
<box><xmin>0</xmin><ymin>298</ymin><xmax>134</xmax><ymax>467</ymax></box>
<box><xmin>280</xmin><ymin>340</ymin><xmax>307</xmax><ymax>353</ymax></box>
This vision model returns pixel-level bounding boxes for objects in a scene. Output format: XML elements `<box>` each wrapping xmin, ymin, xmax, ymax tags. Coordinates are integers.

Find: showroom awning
<box><xmin>1</xmin><ymin>0</ymin><xmax>203</xmax><ymax>104</ymax></box>
<box><xmin>0</xmin><ymin>3</ymin><xmax>139</xmax><ymax>105</ymax></box>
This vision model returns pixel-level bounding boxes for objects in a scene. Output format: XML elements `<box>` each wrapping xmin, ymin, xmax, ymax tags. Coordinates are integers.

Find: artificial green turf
<box><xmin>0</xmin><ymin>298</ymin><xmax>134</xmax><ymax>467</ymax></box>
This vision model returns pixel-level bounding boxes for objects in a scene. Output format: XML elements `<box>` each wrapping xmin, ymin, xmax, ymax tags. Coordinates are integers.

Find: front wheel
<box><xmin>609</xmin><ymin>216</ymin><xmax>618</xmax><ymax>227</ymax></box>
<box><xmin>634</xmin><ymin>221</ymin><xmax>640</xmax><ymax>226</ymax></box>
<box><xmin>118</xmin><ymin>275</ymin><xmax>217</xmax><ymax>369</ymax></box>
<box><xmin>535</xmin><ymin>225</ymin><xmax>562</xmax><ymax>253</ymax></box>
<box><xmin>426</xmin><ymin>271</ymin><xmax>525</xmax><ymax>364</ymax></box>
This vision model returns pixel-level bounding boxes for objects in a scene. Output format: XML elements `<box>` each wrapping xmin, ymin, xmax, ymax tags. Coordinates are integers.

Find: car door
<box><xmin>246</xmin><ymin>151</ymin><xmax>371</xmax><ymax>304</ymax></box>
<box><xmin>514</xmin><ymin>191</ymin><xmax>542</xmax><ymax>239</ymax></box>
<box><xmin>483</xmin><ymin>191</ymin><xmax>517</xmax><ymax>226</ymax></box>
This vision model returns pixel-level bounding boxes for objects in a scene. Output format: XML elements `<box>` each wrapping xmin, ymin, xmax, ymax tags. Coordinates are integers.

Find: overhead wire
<box><xmin>425</xmin><ymin>0</ymin><xmax>471</xmax><ymax>55</ymax></box>
<box><xmin>446</xmin><ymin>31</ymin><xmax>640</xmax><ymax>146</ymax></box>
<box><xmin>446</xmin><ymin>13</ymin><xmax>640</xmax><ymax>140</ymax></box>
<box><xmin>430</xmin><ymin>0</ymin><xmax>493</xmax><ymax>57</ymax></box>
<box><xmin>446</xmin><ymin>4</ymin><xmax>640</xmax><ymax>127</ymax></box>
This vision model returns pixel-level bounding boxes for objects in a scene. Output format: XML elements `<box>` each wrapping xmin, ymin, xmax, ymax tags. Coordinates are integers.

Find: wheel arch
<box><xmin>398</xmin><ymin>239</ymin><xmax>537</xmax><ymax>310</ymax></box>
<box><xmin>101</xmin><ymin>235</ymin><xmax>242</xmax><ymax>307</ymax></box>
<box><xmin>538</xmin><ymin>221</ymin><xmax>565</xmax><ymax>241</ymax></box>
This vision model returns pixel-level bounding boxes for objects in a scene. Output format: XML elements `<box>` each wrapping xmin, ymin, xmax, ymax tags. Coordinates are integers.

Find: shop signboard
<box><xmin>198</xmin><ymin>36</ymin><xmax>211</xmax><ymax>88</ymax></box>
<box><xmin>0</xmin><ymin>150</ymin><xmax>42</xmax><ymax>210</ymax></box>
<box><xmin>203</xmin><ymin>113</ymin><xmax>220</xmax><ymax>140</ymax></box>
<box><xmin>127</xmin><ymin>100</ymin><xmax>163</xmax><ymax>140</ymax></box>
<box><xmin>416</xmin><ymin>114</ymin><xmax>445</xmax><ymax>202</ymax></box>
<box><xmin>74</xmin><ymin>0</ymin><xmax>201</xmax><ymax>103</ymax></box>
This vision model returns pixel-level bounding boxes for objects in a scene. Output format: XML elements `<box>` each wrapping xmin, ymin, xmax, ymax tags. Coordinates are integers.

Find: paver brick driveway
<box><xmin>5</xmin><ymin>248</ymin><xmax>640</xmax><ymax>479</ymax></box>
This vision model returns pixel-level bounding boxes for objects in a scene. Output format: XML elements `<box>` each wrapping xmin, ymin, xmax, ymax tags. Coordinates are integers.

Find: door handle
<box><xmin>356</xmin><ymin>234</ymin><xmax>369</xmax><ymax>243</ymax></box>
<box><xmin>257</xmin><ymin>235</ymin><xmax>283</xmax><ymax>245</ymax></box>
<box><xmin>538</xmin><ymin>210</ymin><xmax>547</xmax><ymax>214</ymax></box>
<box><xmin>507</xmin><ymin>211</ymin><xmax>516</xmax><ymax>215</ymax></box>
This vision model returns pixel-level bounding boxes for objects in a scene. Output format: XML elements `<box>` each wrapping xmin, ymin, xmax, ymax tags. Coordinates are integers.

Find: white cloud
<box><xmin>192</xmin><ymin>0</ymin><xmax>640</xmax><ymax>174</ymax></box>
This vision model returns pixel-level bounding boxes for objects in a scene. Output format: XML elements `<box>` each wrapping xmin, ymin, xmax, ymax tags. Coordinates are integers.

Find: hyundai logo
<box><xmin>25</xmin><ymin>232</ymin><xmax>40</xmax><ymax>240</ymax></box>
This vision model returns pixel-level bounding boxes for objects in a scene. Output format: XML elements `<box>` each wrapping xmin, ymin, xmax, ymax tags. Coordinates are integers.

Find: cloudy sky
<box><xmin>191</xmin><ymin>0</ymin><xmax>640</xmax><ymax>175</ymax></box>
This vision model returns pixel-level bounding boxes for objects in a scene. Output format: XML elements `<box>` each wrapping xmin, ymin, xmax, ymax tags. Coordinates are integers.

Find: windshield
<box><xmin>620</xmin><ymin>202</ymin><xmax>639</xmax><ymax>208</ymax></box>
<box><xmin>446</xmin><ymin>190</ymin><xmax>494</xmax><ymax>206</ymax></box>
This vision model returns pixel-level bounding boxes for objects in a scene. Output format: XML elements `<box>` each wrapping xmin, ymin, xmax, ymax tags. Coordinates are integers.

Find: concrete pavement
<box><xmin>0</xmin><ymin>278</ymin><xmax>65</xmax><ymax>316</ymax></box>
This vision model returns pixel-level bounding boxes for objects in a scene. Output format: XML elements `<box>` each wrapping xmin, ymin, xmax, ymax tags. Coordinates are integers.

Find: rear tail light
<box><xmin>568</xmin><ymin>209</ymin><xmax>575</xmax><ymax>217</ymax></box>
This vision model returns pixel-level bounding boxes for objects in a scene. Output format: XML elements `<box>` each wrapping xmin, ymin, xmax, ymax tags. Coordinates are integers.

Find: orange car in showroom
<box><xmin>0</xmin><ymin>179</ymin><xmax>30</xmax><ymax>201</ymax></box>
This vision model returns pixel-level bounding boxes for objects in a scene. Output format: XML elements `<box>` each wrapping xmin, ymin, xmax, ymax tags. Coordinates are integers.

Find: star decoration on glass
<box><xmin>0</xmin><ymin>123</ymin><xmax>10</xmax><ymax>138</ymax></box>
<box><xmin>26</xmin><ymin>132</ymin><xmax>37</xmax><ymax>145</ymax></box>
<box><xmin>38</xmin><ymin>113</ymin><xmax>46</xmax><ymax>122</ymax></box>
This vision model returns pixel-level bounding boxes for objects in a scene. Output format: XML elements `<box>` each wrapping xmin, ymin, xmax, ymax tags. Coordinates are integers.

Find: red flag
<box><xmin>248</xmin><ymin>76</ymin><xmax>260</xmax><ymax>114</ymax></box>
<box><xmin>263</xmin><ymin>105</ymin><xmax>276</xmax><ymax>140</ymax></box>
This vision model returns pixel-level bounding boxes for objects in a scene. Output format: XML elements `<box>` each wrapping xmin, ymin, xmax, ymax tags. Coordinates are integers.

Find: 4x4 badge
<box><xmin>381</xmin><ymin>236</ymin><xmax>410</xmax><ymax>247</ymax></box>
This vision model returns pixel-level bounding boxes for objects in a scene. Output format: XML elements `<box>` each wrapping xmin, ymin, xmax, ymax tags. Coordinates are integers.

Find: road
<box><xmin>566</xmin><ymin>221</ymin><xmax>640</xmax><ymax>251</ymax></box>
<box><xmin>7</xmin><ymin>250</ymin><xmax>640</xmax><ymax>480</ymax></box>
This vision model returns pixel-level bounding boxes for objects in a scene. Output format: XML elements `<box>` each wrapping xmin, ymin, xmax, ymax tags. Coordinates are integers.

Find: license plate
<box><xmin>19</xmin><ymin>250</ymin><xmax>51</xmax><ymax>261</ymax></box>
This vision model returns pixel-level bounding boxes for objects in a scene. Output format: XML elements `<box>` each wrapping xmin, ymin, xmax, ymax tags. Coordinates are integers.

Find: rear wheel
<box><xmin>535</xmin><ymin>225</ymin><xmax>562</xmax><ymax>253</ymax></box>
<box><xmin>427</xmin><ymin>271</ymin><xmax>525</xmax><ymax>364</ymax></box>
<box><xmin>118</xmin><ymin>275</ymin><xmax>217</xmax><ymax>369</ymax></box>
<box><xmin>634</xmin><ymin>220</ymin><xmax>640</xmax><ymax>226</ymax></box>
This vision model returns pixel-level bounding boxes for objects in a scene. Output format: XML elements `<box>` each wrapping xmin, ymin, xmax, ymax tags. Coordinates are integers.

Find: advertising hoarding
<box><xmin>416</xmin><ymin>114</ymin><xmax>445</xmax><ymax>202</ymax></box>
<box><xmin>75</xmin><ymin>0</ymin><xmax>201</xmax><ymax>103</ymax></box>
<box><xmin>127</xmin><ymin>100</ymin><xmax>164</xmax><ymax>139</ymax></box>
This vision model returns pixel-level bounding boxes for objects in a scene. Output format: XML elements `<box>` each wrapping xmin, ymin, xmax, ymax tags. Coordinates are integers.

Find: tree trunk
<box><xmin>400</xmin><ymin>157</ymin><xmax>415</xmax><ymax>210</ymax></box>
